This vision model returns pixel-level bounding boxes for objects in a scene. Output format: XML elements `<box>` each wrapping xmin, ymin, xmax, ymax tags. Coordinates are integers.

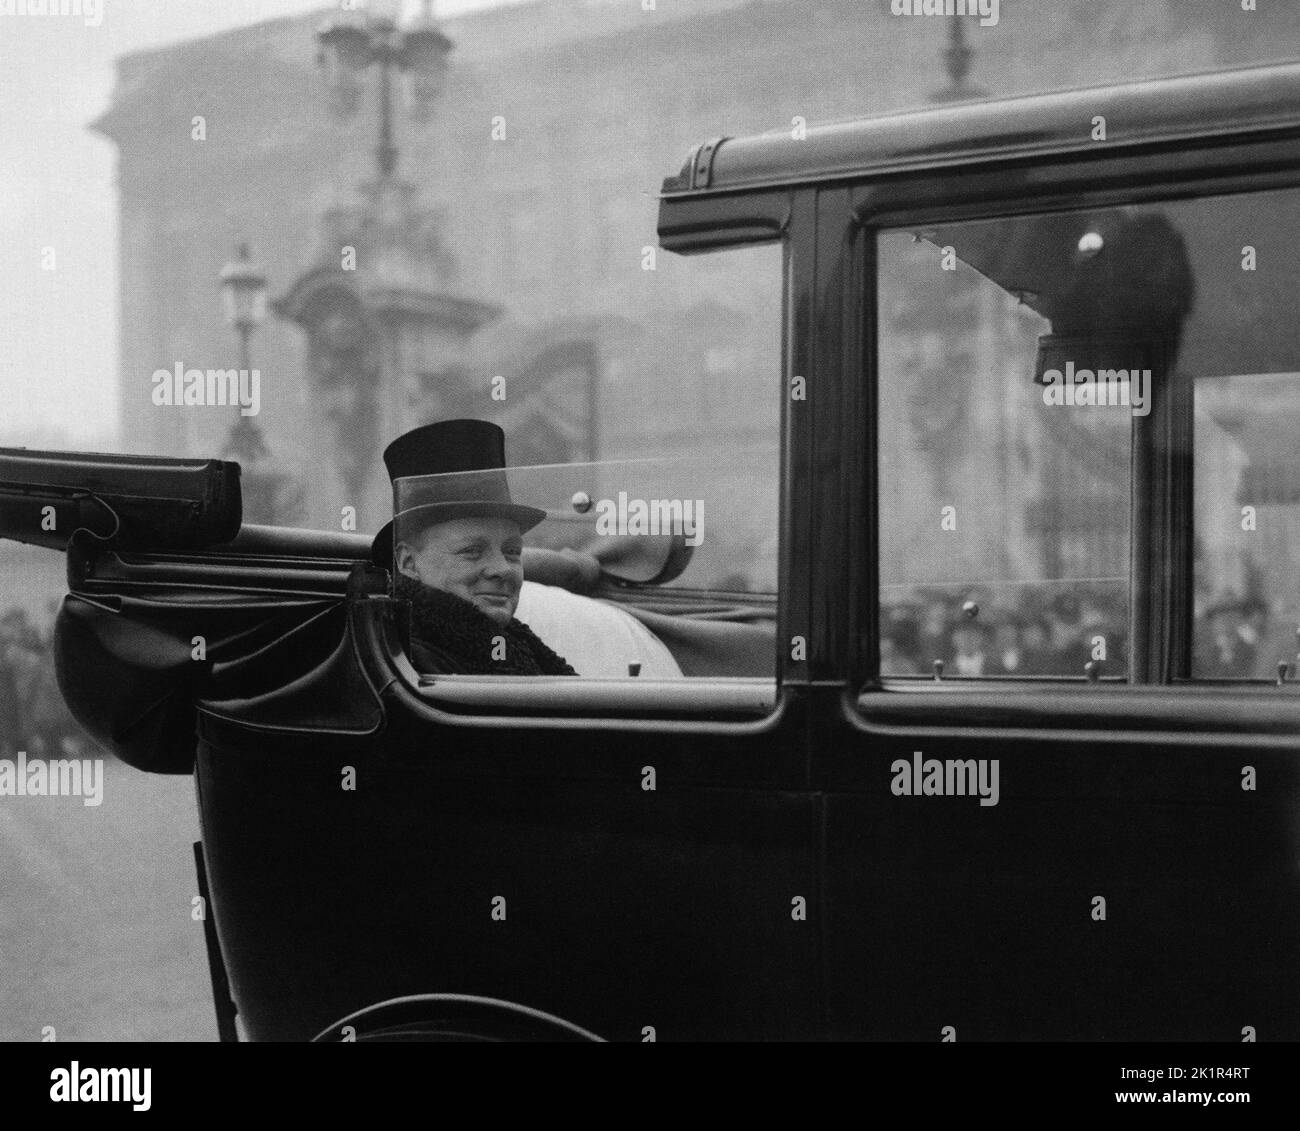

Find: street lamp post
<box><xmin>218</xmin><ymin>243</ymin><xmax>270</xmax><ymax>464</ymax></box>
<box><xmin>930</xmin><ymin>20</ymin><xmax>988</xmax><ymax>104</ymax></box>
<box><xmin>315</xmin><ymin>0</ymin><xmax>453</xmax><ymax>180</ymax></box>
<box><xmin>294</xmin><ymin>1</ymin><xmax>491</xmax><ymax>522</ymax></box>
<box><xmin>218</xmin><ymin>243</ymin><xmax>306</xmax><ymax>525</ymax></box>
<box><xmin>218</xmin><ymin>243</ymin><xmax>307</xmax><ymax>525</ymax></box>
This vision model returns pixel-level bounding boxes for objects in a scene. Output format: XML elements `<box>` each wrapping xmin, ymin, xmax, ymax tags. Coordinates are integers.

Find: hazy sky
<box><xmin>0</xmin><ymin>0</ymin><xmax>529</xmax><ymax>447</ymax></box>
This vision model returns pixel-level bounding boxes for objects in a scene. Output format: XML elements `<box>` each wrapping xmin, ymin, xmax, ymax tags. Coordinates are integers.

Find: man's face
<box><xmin>395</xmin><ymin>516</ymin><xmax>524</xmax><ymax>627</ymax></box>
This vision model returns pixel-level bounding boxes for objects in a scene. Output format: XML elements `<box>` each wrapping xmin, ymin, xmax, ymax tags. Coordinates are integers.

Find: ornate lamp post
<box><xmin>281</xmin><ymin>1</ymin><xmax>495</xmax><ymax>527</ymax></box>
<box><xmin>930</xmin><ymin>20</ymin><xmax>988</xmax><ymax>103</ymax></box>
<box><xmin>218</xmin><ymin>242</ymin><xmax>269</xmax><ymax>463</ymax></box>
<box><xmin>315</xmin><ymin>0</ymin><xmax>453</xmax><ymax>179</ymax></box>
<box><xmin>218</xmin><ymin>243</ymin><xmax>304</xmax><ymax>524</ymax></box>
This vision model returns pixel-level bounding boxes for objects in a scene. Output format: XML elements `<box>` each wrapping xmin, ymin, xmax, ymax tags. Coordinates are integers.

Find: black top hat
<box><xmin>371</xmin><ymin>419</ymin><xmax>546</xmax><ymax>571</ymax></box>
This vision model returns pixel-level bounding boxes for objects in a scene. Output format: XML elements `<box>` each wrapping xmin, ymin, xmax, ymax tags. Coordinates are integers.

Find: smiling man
<box><xmin>374</xmin><ymin>419</ymin><xmax>577</xmax><ymax>676</ymax></box>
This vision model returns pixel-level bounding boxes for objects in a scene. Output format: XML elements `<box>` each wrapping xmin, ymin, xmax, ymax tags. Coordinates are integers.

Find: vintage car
<box><xmin>3</xmin><ymin>60</ymin><xmax>1300</xmax><ymax>1041</ymax></box>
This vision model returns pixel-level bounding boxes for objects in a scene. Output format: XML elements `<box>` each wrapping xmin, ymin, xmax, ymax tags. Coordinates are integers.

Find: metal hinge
<box><xmin>690</xmin><ymin>136</ymin><xmax>726</xmax><ymax>190</ymax></box>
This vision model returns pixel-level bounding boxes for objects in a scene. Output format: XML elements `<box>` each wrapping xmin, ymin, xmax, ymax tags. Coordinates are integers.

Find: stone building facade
<box><xmin>89</xmin><ymin>0</ymin><xmax>1292</xmax><ymax>537</ymax></box>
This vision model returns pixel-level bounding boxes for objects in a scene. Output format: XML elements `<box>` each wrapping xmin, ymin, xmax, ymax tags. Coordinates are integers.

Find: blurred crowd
<box><xmin>882</xmin><ymin>587</ymin><xmax>1128</xmax><ymax>678</ymax></box>
<box><xmin>0</xmin><ymin>606</ymin><xmax>87</xmax><ymax>758</ymax></box>
<box><xmin>883</xmin><ymin>584</ymin><xmax>1294</xmax><ymax>680</ymax></box>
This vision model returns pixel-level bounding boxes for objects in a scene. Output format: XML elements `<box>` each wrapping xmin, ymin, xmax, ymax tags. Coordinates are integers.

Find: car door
<box><xmin>816</xmin><ymin>132</ymin><xmax>1300</xmax><ymax>1040</ymax></box>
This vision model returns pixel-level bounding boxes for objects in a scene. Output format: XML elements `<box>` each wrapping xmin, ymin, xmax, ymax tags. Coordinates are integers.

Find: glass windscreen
<box><xmin>393</xmin><ymin>451</ymin><xmax>777</xmax><ymax>596</ymax></box>
<box><xmin>390</xmin><ymin>453</ymin><xmax>778</xmax><ymax>681</ymax></box>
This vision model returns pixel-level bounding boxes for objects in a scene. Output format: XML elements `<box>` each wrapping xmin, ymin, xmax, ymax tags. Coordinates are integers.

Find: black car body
<box><xmin>3</xmin><ymin>61</ymin><xmax>1300</xmax><ymax>1041</ymax></box>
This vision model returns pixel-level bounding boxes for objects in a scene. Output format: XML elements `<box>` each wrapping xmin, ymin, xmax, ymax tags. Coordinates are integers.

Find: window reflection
<box><xmin>879</xmin><ymin>187</ymin><xmax>1300</xmax><ymax>682</ymax></box>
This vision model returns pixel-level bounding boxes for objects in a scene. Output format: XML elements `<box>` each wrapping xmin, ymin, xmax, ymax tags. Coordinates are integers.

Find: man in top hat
<box><xmin>373</xmin><ymin>419</ymin><xmax>577</xmax><ymax>676</ymax></box>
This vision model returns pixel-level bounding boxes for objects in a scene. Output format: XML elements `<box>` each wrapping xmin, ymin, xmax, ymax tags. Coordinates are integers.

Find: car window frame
<box><xmin>385</xmin><ymin>233</ymin><xmax>793</xmax><ymax>728</ymax></box>
<box><xmin>848</xmin><ymin>131</ymin><xmax>1300</xmax><ymax>730</ymax></box>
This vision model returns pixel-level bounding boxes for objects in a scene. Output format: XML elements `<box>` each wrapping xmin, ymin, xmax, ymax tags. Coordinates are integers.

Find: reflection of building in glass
<box><xmin>1196</xmin><ymin>374</ymin><xmax>1300</xmax><ymax>677</ymax></box>
<box><xmin>879</xmin><ymin>186</ymin><xmax>1300</xmax><ymax>679</ymax></box>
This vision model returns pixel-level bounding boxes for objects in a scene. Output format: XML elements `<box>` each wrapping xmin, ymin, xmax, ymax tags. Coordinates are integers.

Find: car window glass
<box><xmin>878</xmin><ymin>187</ymin><xmax>1300</xmax><ymax>683</ymax></box>
<box><xmin>877</xmin><ymin>221</ymin><xmax>1133</xmax><ymax>679</ymax></box>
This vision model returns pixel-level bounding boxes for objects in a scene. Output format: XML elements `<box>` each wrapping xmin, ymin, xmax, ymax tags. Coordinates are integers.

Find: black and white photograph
<box><xmin>1</xmin><ymin>0</ymin><xmax>1298</xmax><ymax>1108</ymax></box>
